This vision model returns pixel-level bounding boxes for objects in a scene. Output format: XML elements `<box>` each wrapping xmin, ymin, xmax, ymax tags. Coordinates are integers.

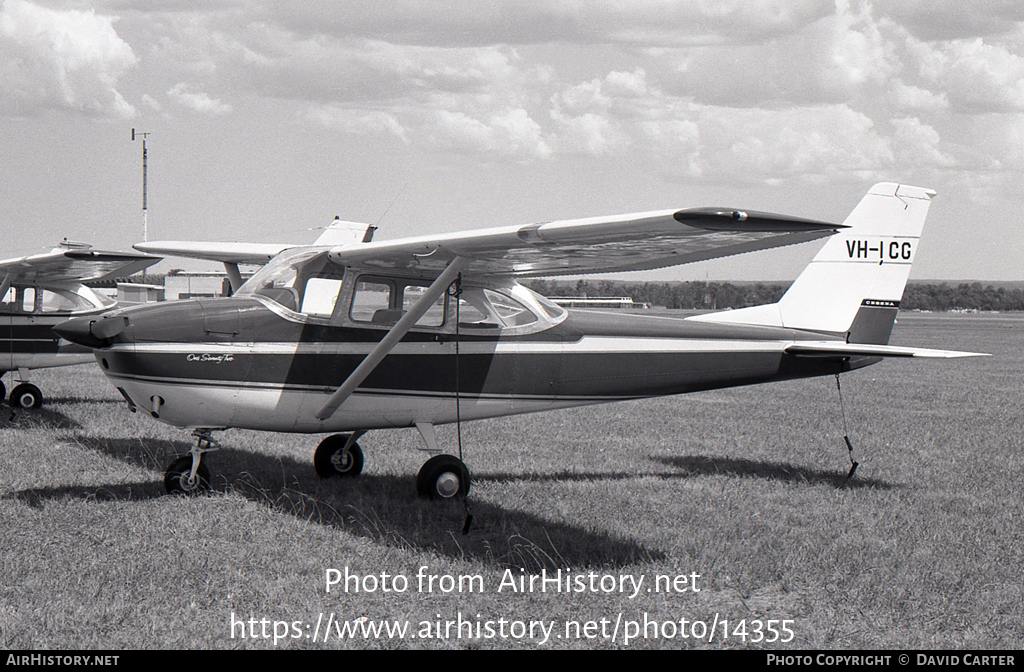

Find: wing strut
<box><xmin>223</xmin><ymin>262</ymin><xmax>243</xmax><ymax>295</ymax></box>
<box><xmin>315</xmin><ymin>256</ymin><xmax>469</xmax><ymax>420</ymax></box>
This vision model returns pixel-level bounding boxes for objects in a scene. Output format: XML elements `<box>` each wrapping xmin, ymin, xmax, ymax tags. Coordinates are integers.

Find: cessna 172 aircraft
<box><xmin>54</xmin><ymin>183</ymin><xmax>983</xmax><ymax>499</ymax></box>
<box><xmin>1</xmin><ymin>242</ymin><xmax>159</xmax><ymax>409</ymax></box>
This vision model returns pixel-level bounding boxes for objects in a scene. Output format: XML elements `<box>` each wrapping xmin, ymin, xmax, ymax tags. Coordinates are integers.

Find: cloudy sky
<box><xmin>1</xmin><ymin>0</ymin><xmax>1022</xmax><ymax>280</ymax></box>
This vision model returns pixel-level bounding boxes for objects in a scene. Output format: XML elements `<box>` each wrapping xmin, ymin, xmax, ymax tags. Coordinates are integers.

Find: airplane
<box><xmin>53</xmin><ymin>183</ymin><xmax>985</xmax><ymax>499</ymax></box>
<box><xmin>1</xmin><ymin>240</ymin><xmax>160</xmax><ymax>408</ymax></box>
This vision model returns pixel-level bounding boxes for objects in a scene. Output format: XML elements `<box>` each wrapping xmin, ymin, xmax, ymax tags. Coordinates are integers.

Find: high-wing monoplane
<box><xmin>1</xmin><ymin>241</ymin><xmax>159</xmax><ymax>408</ymax></box>
<box><xmin>55</xmin><ymin>183</ymin><xmax>984</xmax><ymax>498</ymax></box>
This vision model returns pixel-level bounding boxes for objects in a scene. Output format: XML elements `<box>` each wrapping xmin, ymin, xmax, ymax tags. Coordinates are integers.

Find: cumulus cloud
<box><xmin>167</xmin><ymin>83</ymin><xmax>232</xmax><ymax>115</ymax></box>
<box><xmin>940</xmin><ymin>39</ymin><xmax>1024</xmax><ymax>113</ymax></box>
<box><xmin>304</xmin><ymin>106</ymin><xmax>408</xmax><ymax>141</ymax></box>
<box><xmin>0</xmin><ymin>0</ymin><xmax>137</xmax><ymax>118</ymax></box>
<box><xmin>873</xmin><ymin>0</ymin><xmax>1024</xmax><ymax>40</ymax></box>
<box><xmin>94</xmin><ymin>1</ymin><xmax>1024</xmax><ymax>184</ymax></box>
<box><xmin>261</xmin><ymin>0</ymin><xmax>835</xmax><ymax>47</ymax></box>
<box><xmin>421</xmin><ymin>108</ymin><xmax>549</xmax><ymax>159</ymax></box>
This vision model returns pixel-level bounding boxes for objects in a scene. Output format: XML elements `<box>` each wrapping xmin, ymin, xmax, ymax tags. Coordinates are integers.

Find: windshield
<box><xmin>236</xmin><ymin>248</ymin><xmax>344</xmax><ymax>317</ymax></box>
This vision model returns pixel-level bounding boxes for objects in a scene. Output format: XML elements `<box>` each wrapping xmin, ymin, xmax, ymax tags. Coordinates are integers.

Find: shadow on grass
<box><xmin>44</xmin><ymin>395</ymin><xmax>123</xmax><ymax>405</ymax></box>
<box><xmin>9</xmin><ymin>480</ymin><xmax>166</xmax><ymax>506</ymax></box>
<box><xmin>652</xmin><ymin>454</ymin><xmax>895</xmax><ymax>489</ymax></box>
<box><xmin>0</xmin><ymin>405</ymin><xmax>81</xmax><ymax>430</ymax></box>
<box><xmin>11</xmin><ymin>433</ymin><xmax>664</xmax><ymax>570</ymax></box>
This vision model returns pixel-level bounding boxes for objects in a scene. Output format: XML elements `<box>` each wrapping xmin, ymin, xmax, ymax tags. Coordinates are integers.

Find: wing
<box><xmin>132</xmin><ymin>241</ymin><xmax>292</xmax><ymax>265</ymax></box>
<box><xmin>133</xmin><ymin>219</ymin><xmax>376</xmax><ymax>265</ymax></box>
<box><xmin>327</xmin><ymin>208</ymin><xmax>844</xmax><ymax>278</ymax></box>
<box><xmin>0</xmin><ymin>248</ymin><xmax>161</xmax><ymax>284</ymax></box>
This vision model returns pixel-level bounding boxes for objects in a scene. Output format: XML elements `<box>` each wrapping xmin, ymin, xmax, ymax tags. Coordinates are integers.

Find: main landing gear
<box><xmin>10</xmin><ymin>383</ymin><xmax>43</xmax><ymax>410</ymax></box>
<box><xmin>415</xmin><ymin>454</ymin><xmax>470</xmax><ymax>500</ymax></box>
<box><xmin>312</xmin><ymin>427</ymin><xmax>471</xmax><ymax>501</ymax></box>
<box><xmin>1</xmin><ymin>372</ymin><xmax>44</xmax><ymax>409</ymax></box>
<box><xmin>163</xmin><ymin>426</ymin><xmax>472</xmax><ymax>501</ymax></box>
<box><xmin>314</xmin><ymin>432</ymin><xmax>365</xmax><ymax>478</ymax></box>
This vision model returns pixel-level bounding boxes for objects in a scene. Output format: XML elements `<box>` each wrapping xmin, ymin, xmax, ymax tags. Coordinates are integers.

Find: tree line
<box><xmin>526</xmin><ymin>279</ymin><xmax>1024</xmax><ymax>312</ymax></box>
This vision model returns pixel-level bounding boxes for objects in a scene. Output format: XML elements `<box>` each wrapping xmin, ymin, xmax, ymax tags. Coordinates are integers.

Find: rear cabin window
<box><xmin>455</xmin><ymin>287</ymin><xmax>545</xmax><ymax>330</ymax></box>
<box><xmin>40</xmin><ymin>289</ymin><xmax>93</xmax><ymax>313</ymax></box>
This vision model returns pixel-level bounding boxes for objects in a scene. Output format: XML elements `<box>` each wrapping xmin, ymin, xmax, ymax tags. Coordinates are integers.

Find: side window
<box><xmin>350</xmin><ymin>280</ymin><xmax>394</xmax><ymax>323</ymax></box>
<box><xmin>402</xmin><ymin>284</ymin><xmax>445</xmax><ymax>327</ymax></box>
<box><xmin>350</xmin><ymin>276</ymin><xmax>446</xmax><ymax>328</ymax></box>
<box><xmin>300</xmin><ymin>277</ymin><xmax>343</xmax><ymax>318</ymax></box>
<box><xmin>6</xmin><ymin>287</ymin><xmax>39</xmax><ymax>313</ymax></box>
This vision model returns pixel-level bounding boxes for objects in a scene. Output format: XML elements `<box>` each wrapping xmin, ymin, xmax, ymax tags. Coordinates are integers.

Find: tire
<box><xmin>0</xmin><ymin>380</ymin><xmax>5</xmax><ymax>404</ymax></box>
<box><xmin>416</xmin><ymin>454</ymin><xmax>470</xmax><ymax>500</ymax></box>
<box><xmin>10</xmin><ymin>383</ymin><xmax>42</xmax><ymax>410</ymax></box>
<box><xmin>313</xmin><ymin>434</ymin><xmax>364</xmax><ymax>478</ymax></box>
<box><xmin>164</xmin><ymin>456</ymin><xmax>212</xmax><ymax>495</ymax></box>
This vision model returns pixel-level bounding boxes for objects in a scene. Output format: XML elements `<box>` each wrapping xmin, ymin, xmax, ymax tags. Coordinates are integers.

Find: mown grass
<box><xmin>0</xmin><ymin>312</ymin><xmax>1021</xmax><ymax>649</ymax></box>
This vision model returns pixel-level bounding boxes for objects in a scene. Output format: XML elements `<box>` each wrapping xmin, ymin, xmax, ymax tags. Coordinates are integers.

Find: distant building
<box><xmin>117</xmin><ymin>282</ymin><xmax>164</xmax><ymax>305</ymax></box>
<box><xmin>164</xmin><ymin>271</ymin><xmax>239</xmax><ymax>301</ymax></box>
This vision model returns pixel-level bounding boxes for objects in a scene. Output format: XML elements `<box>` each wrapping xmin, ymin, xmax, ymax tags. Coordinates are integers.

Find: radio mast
<box><xmin>131</xmin><ymin>128</ymin><xmax>150</xmax><ymax>242</ymax></box>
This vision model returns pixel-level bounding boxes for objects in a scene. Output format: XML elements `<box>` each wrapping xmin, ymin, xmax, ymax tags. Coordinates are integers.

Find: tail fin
<box><xmin>314</xmin><ymin>217</ymin><xmax>376</xmax><ymax>245</ymax></box>
<box><xmin>690</xmin><ymin>183</ymin><xmax>935</xmax><ymax>344</ymax></box>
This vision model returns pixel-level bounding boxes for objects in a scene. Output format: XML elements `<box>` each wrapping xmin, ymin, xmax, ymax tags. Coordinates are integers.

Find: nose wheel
<box><xmin>164</xmin><ymin>456</ymin><xmax>211</xmax><ymax>495</ymax></box>
<box><xmin>164</xmin><ymin>429</ymin><xmax>220</xmax><ymax>495</ymax></box>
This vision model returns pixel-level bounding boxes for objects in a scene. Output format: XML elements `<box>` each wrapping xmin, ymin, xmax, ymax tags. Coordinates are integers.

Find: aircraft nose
<box><xmin>53</xmin><ymin>314</ymin><xmax>128</xmax><ymax>349</ymax></box>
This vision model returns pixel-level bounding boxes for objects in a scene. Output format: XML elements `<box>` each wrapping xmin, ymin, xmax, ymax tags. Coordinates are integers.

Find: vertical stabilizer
<box><xmin>690</xmin><ymin>183</ymin><xmax>935</xmax><ymax>343</ymax></box>
<box><xmin>314</xmin><ymin>217</ymin><xmax>376</xmax><ymax>245</ymax></box>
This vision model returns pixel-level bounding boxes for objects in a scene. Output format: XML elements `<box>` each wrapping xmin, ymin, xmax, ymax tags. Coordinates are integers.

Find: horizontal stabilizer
<box><xmin>785</xmin><ymin>342</ymin><xmax>987</xmax><ymax>359</ymax></box>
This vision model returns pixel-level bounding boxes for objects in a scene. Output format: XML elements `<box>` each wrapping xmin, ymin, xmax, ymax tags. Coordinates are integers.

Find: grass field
<box><xmin>1</xmin><ymin>312</ymin><xmax>1021</xmax><ymax>649</ymax></box>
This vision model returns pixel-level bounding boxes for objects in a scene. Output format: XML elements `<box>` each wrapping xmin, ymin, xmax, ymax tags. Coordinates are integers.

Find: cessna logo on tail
<box><xmin>845</xmin><ymin>239</ymin><xmax>914</xmax><ymax>262</ymax></box>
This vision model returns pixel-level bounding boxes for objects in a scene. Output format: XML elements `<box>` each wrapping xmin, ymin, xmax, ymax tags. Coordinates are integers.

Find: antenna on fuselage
<box><xmin>131</xmin><ymin>128</ymin><xmax>151</xmax><ymax>242</ymax></box>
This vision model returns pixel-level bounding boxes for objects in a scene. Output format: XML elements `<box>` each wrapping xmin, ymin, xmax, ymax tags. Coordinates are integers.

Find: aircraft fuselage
<box><xmin>81</xmin><ymin>294</ymin><xmax>871</xmax><ymax>432</ymax></box>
